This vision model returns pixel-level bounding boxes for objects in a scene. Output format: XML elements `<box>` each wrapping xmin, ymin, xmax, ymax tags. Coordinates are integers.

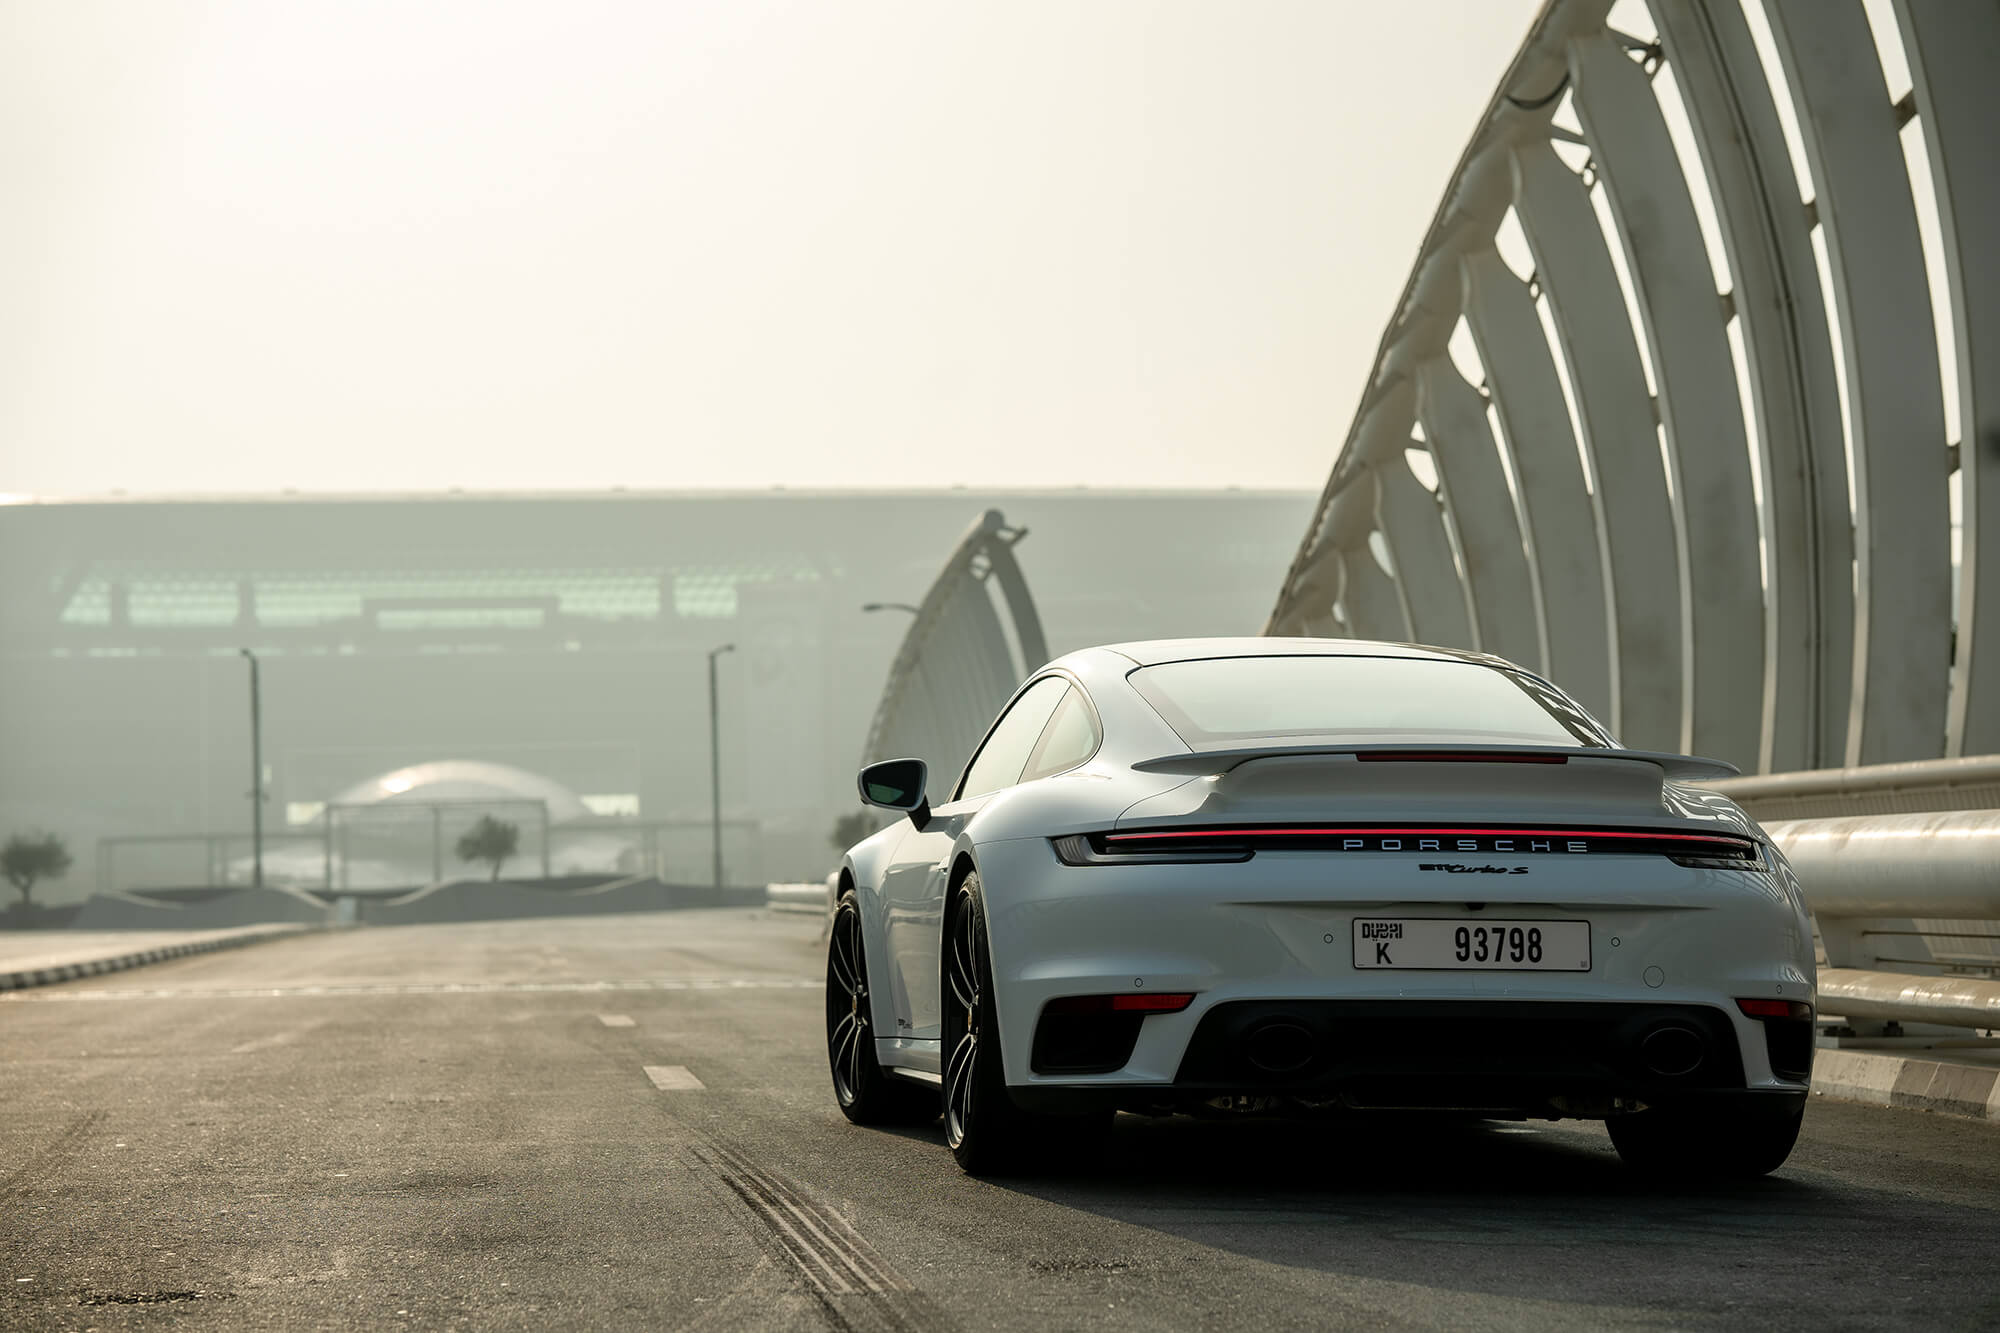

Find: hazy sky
<box><xmin>3</xmin><ymin>0</ymin><xmax>1539</xmax><ymax>497</ymax></box>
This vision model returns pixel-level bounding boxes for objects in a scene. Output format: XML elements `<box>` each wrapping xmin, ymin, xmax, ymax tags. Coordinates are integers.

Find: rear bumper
<box><xmin>1013</xmin><ymin>999</ymin><xmax>1811</xmax><ymax>1119</ymax></box>
<box><xmin>972</xmin><ymin>834</ymin><xmax>1818</xmax><ymax>1106</ymax></box>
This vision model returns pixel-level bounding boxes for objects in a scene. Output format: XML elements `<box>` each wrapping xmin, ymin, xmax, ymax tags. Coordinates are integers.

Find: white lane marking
<box><xmin>3</xmin><ymin>978</ymin><xmax>822</xmax><ymax>1002</ymax></box>
<box><xmin>644</xmin><ymin>1065</ymin><xmax>705</xmax><ymax>1091</ymax></box>
<box><xmin>230</xmin><ymin>1030</ymin><xmax>299</xmax><ymax>1054</ymax></box>
<box><xmin>598</xmin><ymin>1014</ymin><xmax>636</xmax><ymax>1027</ymax></box>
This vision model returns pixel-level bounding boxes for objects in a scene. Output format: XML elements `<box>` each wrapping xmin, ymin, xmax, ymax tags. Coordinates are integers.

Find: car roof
<box><xmin>1081</xmin><ymin>637</ymin><xmax>1522</xmax><ymax>670</ymax></box>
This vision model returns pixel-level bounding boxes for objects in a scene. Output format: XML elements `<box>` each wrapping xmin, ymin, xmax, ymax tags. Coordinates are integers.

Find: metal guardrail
<box><xmin>1696</xmin><ymin>756</ymin><xmax>2000</xmax><ymax>1034</ymax></box>
<box><xmin>1765</xmin><ymin>810</ymin><xmax>2000</xmax><ymax>924</ymax></box>
<box><xmin>1707</xmin><ymin>755</ymin><xmax>2000</xmax><ymax>822</ymax></box>
<box><xmin>1753</xmin><ymin>798</ymin><xmax>2000</xmax><ymax>1036</ymax></box>
<box><xmin>1812</xmin><ymin>970</ymin><xmax>2000</xmax><ymax>1033</ymax></box>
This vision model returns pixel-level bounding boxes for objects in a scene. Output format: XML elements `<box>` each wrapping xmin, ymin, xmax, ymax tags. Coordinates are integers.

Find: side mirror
<box><xmin>857</xmin><ymin>758</ymin><xmax>931</xmax><ymax>829</ymax></box>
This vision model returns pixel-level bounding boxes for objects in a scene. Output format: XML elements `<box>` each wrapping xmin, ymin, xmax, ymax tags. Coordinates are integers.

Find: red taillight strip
<box><xmin>1104</xmin><ymin>826</ymin><xmax>1754</xmax><ymax>847</ymax></box>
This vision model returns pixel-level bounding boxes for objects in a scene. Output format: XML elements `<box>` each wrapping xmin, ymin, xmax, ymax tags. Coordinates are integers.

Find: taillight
<box><xmin>1738</xmin><ymin>997</ymin><xmax>1816</xmax><ymax>1082</ymax></box>
<box><xmin>1051</xmin><ymin>833</ymin><xmax>1251</xmax><ymax>865</ymax></box>
<box><xmin>1043</xmin><ymin>992</ymin><xmax>1195</xmax><ymax>1015</ymax></box>
<box><xmin>1669</xmin><ymin>844</ymin><xmax>1767</xmax><ymax>871</ymax></box>
<box><xmin>1736</xmin><ymin>998</ymin><xmax>1813</xmax><ymax>1021</ymax></box>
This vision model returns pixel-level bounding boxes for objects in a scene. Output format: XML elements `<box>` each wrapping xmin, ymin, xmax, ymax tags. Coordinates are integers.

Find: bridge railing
<box><xmin>1707</xmin><ymin>757</ymin><xmax>2000</xmax><ymax>1035</ymax></box>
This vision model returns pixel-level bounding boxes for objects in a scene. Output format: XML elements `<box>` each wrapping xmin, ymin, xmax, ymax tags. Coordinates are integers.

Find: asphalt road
<box><xmin>3</xmin><ymin>910</ymin><xmax>1997</xmax><ymax>1331</ymax></box>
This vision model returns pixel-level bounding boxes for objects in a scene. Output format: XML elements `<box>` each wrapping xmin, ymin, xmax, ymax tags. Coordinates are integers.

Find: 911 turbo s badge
<box><xmin>1419</xmin><ymin>863</ymin><xmax>1529</xmax><ymax>874</ymax></box>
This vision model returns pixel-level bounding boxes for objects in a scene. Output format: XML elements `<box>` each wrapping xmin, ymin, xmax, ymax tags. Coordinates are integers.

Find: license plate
<box><xmin>1352</xmin><ymin>918</ymin><xmax>1590</xmax><ymax>971</ymax></box>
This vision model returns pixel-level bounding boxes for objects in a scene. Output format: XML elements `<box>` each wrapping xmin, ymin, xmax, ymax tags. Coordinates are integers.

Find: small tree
<box><xmin>456</xmin><ymin>816</ymin><xmax>520</xmax><ymax>882</ymax></box>
<box><xmin>2</xmin><ymin>833</ymin><xmax>72</xmax><ymax>910</ymax></box>
<box><xmin>829</xmin><ymin>811</ymin><xmax>880</xmax><ymax>853</ymax></box>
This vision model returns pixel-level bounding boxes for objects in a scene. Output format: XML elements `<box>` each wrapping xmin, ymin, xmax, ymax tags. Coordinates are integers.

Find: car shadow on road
<box><xmin>975</xmin><ymin>1112</ymin><xmax>2000</xmax><ymax>1325</ymax></box>
<box><xmin>1021</xmin><ymin>1110</ymin><xmax>1802</xmax><ymax>1201</ymax></box>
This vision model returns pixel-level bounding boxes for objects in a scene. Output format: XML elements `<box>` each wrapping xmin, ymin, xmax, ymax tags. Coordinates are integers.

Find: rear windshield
<box><xmin>1129</xmin><ymin>655</ymin><xmax>1613</xmax><ymax>748</ymax></box>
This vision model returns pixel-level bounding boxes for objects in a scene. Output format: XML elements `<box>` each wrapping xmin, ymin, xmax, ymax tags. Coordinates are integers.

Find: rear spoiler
<box><xmin>1129</xmin><ymin>743</ymin><xmax>1740</xmax><ymax>783</ymax></box>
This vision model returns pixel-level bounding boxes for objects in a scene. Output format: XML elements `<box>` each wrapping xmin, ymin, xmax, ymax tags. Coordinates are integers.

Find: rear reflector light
<box><xmin>1043</xmin><ymin>992</ymin><xmax>1195</xmax><ymax>1015</ymax></box>
<box><xmin>1736</xmin><ymin>998</ymin><xmax>1813</xmax><ymax>1021</ymax></box>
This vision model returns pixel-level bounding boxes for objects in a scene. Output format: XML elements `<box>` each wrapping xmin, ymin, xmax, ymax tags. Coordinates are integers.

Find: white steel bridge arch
<box><xmin>1266</xmin><ymin>0</ymin><xmax>1995</xmax><ymax>775</ymax></box>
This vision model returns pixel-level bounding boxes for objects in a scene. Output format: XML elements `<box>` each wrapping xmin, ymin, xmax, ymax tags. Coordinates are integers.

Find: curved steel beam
<box><xmin>1321</xmin><ymin>469</ymin><xmax>1410</xmax><ymax>643</ymax></box>
<box><xmin>1764</xmin><ymin>0</ymin><xmax>1952</xmax><ymax>766</ymax></box>
<box><xmin>1341</xmin><ymin>543</ymin><xmax>1408</xmax><ymax>645</ymax></box>
<box><xmin>1896</xmin><ymin>0</ymin><xmax>2000</xmax><ymax>757</ymax></box>
<box><xmin>1355</xmin><ymin>380</ymin><xmax>1476</xmax><ymax>650</ymax></box>
<box><xmin>1650</xmin><ymin>0</ymin><xmax>1854</xmax><ymax>773</ymax></box>
<box><xmin>1264</xmin><ymin>3</ymin><xmax>1610</xmax><ymax>634</ymax></box>
<box><xmin>1462</xmin><ymin>247</ymin><xmax>1613</xmax><ymax>718</ymax></box>
<box><xmin>1378</xmin><ymin>462</ymin><xmax>1472</xmax><ymax>649</ymax></box>
<box><xmin>1568</xmin><ymin>28</ymin><xmax>1764</xmax><ymax>770</ymax></box>
<box><xmin>1416</xmin><ymin>356</ymin><xmax>1542</xmax><ymax>668</ymax></box>
<box><xmin>1511</xmin><ymin>136</ymin><xmax>1683</xmax><ymax>752</ymax></box>
<box><xmin>860</xmin><ymin>510</ymin><xmax>1048</xmax><ymax>789</ymax></box>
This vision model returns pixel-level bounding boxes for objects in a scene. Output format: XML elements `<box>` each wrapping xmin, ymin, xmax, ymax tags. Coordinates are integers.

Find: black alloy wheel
<box><xmin>827</xmin><ymin>894</ymin><xmax>936</xmax><ymax>1125</ymax></box>
<box><xmin>943</xmin><ymin>873</ymin><xmax>1051</xmax><ymax>1174</ymax></box>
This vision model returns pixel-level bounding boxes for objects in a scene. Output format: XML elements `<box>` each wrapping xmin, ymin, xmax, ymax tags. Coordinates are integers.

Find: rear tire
<box><xmin>1607</xmin><ymin>1103</ymin><xmax>1804</xmax><ymax>1179</ymax></box>
<box><xmin>943</xmin><ymin>874</ymin><xmax>1054</xmax><ymax>1175</ymax></box>
<box><xmin>827</xmin><ymin>893</ymin><xmax>937</xmax><ymax>1126</ymax></box>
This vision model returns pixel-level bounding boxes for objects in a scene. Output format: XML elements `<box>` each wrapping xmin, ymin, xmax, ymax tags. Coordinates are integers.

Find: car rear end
<box><xmin>979</xmin><ymin>652</ymin><xmax>1816</xmax><ymax>1128</ymax></box>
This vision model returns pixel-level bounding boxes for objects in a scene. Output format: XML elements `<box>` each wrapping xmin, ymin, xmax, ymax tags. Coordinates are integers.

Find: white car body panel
<box><xmin>839</xmin><ymin>638</ymin><xmax>1817</xmax><ymax>1117</ymax></box>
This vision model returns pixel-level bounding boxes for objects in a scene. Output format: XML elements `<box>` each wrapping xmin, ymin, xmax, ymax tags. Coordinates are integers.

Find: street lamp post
<box><xmin>707</xmin><ymin>643</ymin><xmax>736</xmax><ymax>893</ymax></box>
<box><xmin>239</xmin><ymin>648</ymin><xmax>264</xmax><ymax>889</ymax></box>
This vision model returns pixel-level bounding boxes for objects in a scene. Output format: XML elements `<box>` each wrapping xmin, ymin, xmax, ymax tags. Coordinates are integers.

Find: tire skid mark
<box><xmin>1</xmin><ymin>1109</ymin><xmax>106</xmax><ymax>1197</ymax></box>
<box><xmin>690</xmin><ymin>1140</ymin><xmax>910</xmax><ymax>1295</ymax></box>
<box><xmin>683</xmin><ymin>1136</ymin><xmax>951</xmax><ymax>1333</ymax></box>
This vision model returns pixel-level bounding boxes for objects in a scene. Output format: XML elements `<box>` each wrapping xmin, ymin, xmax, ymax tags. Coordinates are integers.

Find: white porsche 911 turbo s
<box><xmin>826</xmin><ymin>638</ymin><xmax>1816</xmax><ymax>1178</ymax></box>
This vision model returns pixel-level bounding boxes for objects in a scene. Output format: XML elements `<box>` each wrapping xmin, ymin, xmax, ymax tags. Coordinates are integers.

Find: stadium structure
<box><xmin>0</xmin><ymin>489</ymin><xmax>1309</xmax><ymax>900</ymax></box>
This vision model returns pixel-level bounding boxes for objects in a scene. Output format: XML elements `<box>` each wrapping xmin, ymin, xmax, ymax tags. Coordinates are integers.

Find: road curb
<box><xmin>1813</xmin><ymin>1048</ymin><xmax>2000</xmax><ymax>1123</ymax></box>
<box><xmin>0</xmin><ymin>924</ymin><xmax>313</xmax><ymax>992</ymax></box>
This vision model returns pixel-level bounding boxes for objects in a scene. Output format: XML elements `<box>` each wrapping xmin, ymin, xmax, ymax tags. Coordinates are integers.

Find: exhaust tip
<box><xmin>1639</xmin><ymin>1024</ymin><xmax>1706</xmax><ymax>1078</ymax></box>
<box><xmin>1243</xmin><ymin>1019</ymin><xmax>1317</xmax><ymax>1076</ymax></box>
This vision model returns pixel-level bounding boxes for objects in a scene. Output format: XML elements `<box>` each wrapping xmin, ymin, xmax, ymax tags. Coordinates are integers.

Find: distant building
<box><xmin>0</xmin><ymin>489</ymin><xmax>1311</xmax><ymax>893</ymax></box>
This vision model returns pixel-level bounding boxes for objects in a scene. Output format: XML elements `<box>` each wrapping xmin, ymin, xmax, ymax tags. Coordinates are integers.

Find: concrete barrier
<box><xmin>766</xmin><ymin>881</ymin><xmax>834</xmax><ymax>916</ymax></box>
<box><xmin>0</xmin><ymin>923</ymin><xmax>314</xmax><ymax>991</ymax></box>
<box><xmin>1813</xmin><ymin>1048</ymin><xmax>2000</xmax><ymax>1123</ymax></box>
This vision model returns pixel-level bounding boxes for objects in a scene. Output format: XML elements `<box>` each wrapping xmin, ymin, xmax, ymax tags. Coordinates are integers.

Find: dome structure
<box><xmin>330</xmin><ymin>760</ymin><xmax>591</xmax><ymax>823</ymax></box>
